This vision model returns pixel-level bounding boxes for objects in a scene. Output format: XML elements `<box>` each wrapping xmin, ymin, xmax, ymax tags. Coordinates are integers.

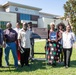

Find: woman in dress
<box><xmin>46</xmin><ymin>22</ymin><xmax>59</xmax><ymax>66</ymax></box>
<box><xmin>57</xmin><ymin>23</ymin><xmax>65</xmax><ymax>62</ymax></box>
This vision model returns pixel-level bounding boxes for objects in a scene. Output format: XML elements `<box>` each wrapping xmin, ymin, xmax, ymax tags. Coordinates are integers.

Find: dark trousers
<box><xmin>0</xmin><ymin>48</ymin><xmax>3</xmax><ymax>66</ymax></box>
<box><xmin>63</xmin><ymin>48</ymin><xmax>72</xmax><ymax>67</ymax></box>
<box><xmin>20</xmin><ymin>48</ymin><xmax>30</xmax><ymax>66</ymax></box>
<box><xmin>60</xmin><ymin>50</ymin><xmax>64</xmax><ymax>62</ymax></box>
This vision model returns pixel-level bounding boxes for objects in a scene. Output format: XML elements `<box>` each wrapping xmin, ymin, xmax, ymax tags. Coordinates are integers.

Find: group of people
<box><xmin>0</xmin><ymin>22</ymin><xmax>32</xmax><ymax>68</ymax></box>
<box><xmin>0</xmin><ymin>21</ymin><xmax>75</xmax><ymax>69</ymax></box>
<box><xmin>45</xmin><ymin>22</ymin><xmax>76</xmax><ymax>68</ymax></box>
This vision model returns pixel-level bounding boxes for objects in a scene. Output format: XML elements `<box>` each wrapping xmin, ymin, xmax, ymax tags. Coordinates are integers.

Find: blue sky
<box><xmin>0</xmin><ymin>0</ymin><xmax>67</xmax><ymax>16</ymax></box>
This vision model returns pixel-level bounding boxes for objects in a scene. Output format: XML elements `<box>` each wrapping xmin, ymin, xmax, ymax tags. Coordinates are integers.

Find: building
<box><xmin>0</xmin><ymin>1</ymin><xmax>67</xmax><ymax>29</ymax></box>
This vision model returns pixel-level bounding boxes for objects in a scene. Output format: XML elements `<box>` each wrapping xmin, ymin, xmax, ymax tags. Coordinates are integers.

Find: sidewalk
<box><xmin>34</xmin><ymin>39</ymin><xmax>46</xmax><ymax>42</ymax></box>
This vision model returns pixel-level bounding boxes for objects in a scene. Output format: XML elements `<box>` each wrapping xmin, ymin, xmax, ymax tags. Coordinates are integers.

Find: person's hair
<box><xmin>6</xmin><ymin>22</ymin><xmax>12</xmax><ymax>27</ymax></box>
<box><xmin>57</xmin><ymin>22</ymin><xmax>65</xmax><ymax>30</ymax></box>
<box><xmin>6</xmin><ymin>22</ymin><xmax>12</xmax><ymax>25</ymax></box>
<box><xmin>66</xmin><ymin>24</ymin><xmax>71</xmax><ymax>27</ymax></box>
<box><xmin>28</xmin><ymin>22</ymin><xmax>32</xmax><ymax>25</ymax></box>
<box><xmin>66</xmin><ymin>25</ymin><xmax>72</xmax><ymax>31</ymax></box>
<box><xmin>50</xmin><ymin>22</ymin><xmax>55</xmax><ymax>26</ymax></box>
<box><xmin>23</xmin><ymin>22</ymin><xmax>28</xmax><ymax>27</ymax></box>
<box><xmin>16</xmin><ymin>22</ymin><xmax>20</xmax><ymax>25</ymax></box>
<box><xmin>6</xmin><ymin>22</ymin><xmax>12</xmax><ymax>28</ymax></box>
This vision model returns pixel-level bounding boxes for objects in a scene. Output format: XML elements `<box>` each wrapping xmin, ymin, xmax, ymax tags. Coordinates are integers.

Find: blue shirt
<box><xmin>50</xmin><ymin>32</ymin><xmax>57</xmax><ymax>41</ymax></box>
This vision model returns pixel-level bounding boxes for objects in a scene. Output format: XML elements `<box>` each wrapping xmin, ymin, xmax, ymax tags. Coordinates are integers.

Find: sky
<box><xmin>0</xmin><ymin>0</ymin><xmax>67</xmax><ymax>16</ymax></box>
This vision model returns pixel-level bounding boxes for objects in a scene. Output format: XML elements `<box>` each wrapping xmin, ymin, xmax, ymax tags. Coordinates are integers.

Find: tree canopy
<box><xmin>64</xmin><ymin>0</ymin><xmax>76</xmax><ymax>34</ymax></box>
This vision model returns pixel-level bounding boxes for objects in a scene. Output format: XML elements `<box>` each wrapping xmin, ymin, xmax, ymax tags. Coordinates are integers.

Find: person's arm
<box><xmin>48</xmin><ymin>32</ymin><xmax>51</xmax><ymax>42</ymax></box>
<box><xmin>29</xmin><ymin>30</ymin><xmax>32</xmax><ymax>42</ymax></box>
<box><xmin>18</xmin><ymin>31</ymin><xmax>21</xmax><ymax>48</ymax></box>
<box><xmin>72</xmin><ymin>32</ymin><xmax>76</xmax><ymax>43</ymax></box>
<box><xmin>3</xmin><ymin>30</ymin><xmax>7</xmax><ymax>48</ymax></box>
<box><xmin>57</xmin><ymin>32</ymin><xmax>62</xmax><ymax>42</ymax></box>
<box><xmin>15</xmin><ymin>31</ymin><xmax>18</xmax><ymax>41</ymax></box>
<box><xmin>0</xmin><ymin>29</ymin><xmax>3</xmax><ymax>47</ymax></box>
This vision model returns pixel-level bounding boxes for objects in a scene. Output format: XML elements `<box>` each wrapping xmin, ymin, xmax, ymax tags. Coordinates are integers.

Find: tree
<box><xmin>64</xmin><ymin>0</ymin><xmax>76</xmax><ymax>34</ymax></box>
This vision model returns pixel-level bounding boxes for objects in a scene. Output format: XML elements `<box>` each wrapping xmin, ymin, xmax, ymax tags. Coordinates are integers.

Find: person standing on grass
<box><xmin>62</xmin><ymin>25</ymin><xmax>75</xmax><ymax>68</ymax></box>
<box><xmin>18</xmin><ymin>22</ymin><xmax>31</xmax><ymax>67</ymax></box>
<box><xmin>0</xmin><ymin>28</ymin><xmax>3</xmax><ymax>68</ymax></box>
<box><xmin>47</xmin><ymin>22</ymin><xmax>58</xmax><ymax>66</ymax></box>
<box><xmin>57</xmin><ymin>23</ymin><xmax>65</xmax><ymax>62</ymax></box>
<box><xmin>28</xmin><ymin>22</ymin><xmax>34</xmax><ymax>61</ymax></box>
<box><xmin>3</xmin><ymin>22</ymin><xmax>18</xmax><ymax>68</ymax></box>
<box><xmin>14</xmin><ymin>22</ymin><xmax>21</xmax><ymax>64</ymax></box>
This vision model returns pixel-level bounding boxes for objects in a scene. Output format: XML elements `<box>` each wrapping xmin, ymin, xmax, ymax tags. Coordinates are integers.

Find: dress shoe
<box><xmin>26</xmin><ymin>64</ymin><xmax>30</xmax><ymax>67</ymax></box>
<box><xmin>0</xmin><ymin>66</ymin><xmax>4</xmax><ymax>68</ymax></box>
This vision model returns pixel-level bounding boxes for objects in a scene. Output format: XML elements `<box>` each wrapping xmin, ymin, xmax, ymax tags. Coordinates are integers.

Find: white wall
<box><xmin>38</xmin><ymin>17</ymin><xmax>55</xmax><ymax>28</ymax></box>
<box><xmin>38</xmin><ymin>17</ymin><xmax>68</xmax><ymax>28</ymax></box>
<box><xmin>0</xmin><ymin>12</ymin><xmax>17</xmax><ymax>28</ymax></box>
<box><xmin>38</xmin><ymin>18</ymin><xmax>44</xmax><ymax>28</ymax></box>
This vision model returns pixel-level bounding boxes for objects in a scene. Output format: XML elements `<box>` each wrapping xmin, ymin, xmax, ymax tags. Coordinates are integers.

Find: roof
<box><xmin>2</xmin><ymin>1</ymin><xmax>42</xmax><ymax>11</ymax></box>
<box><xmin>39</xmin><ymin>12</ymin><xmax>60</xmax><ymax>17</ymax></box>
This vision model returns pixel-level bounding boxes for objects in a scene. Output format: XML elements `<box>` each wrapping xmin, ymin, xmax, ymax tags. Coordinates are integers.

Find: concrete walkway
<box><xmin>34</xmin><ymin>39</ymin><xmax>46</xmax><ymax>42</ymax></box>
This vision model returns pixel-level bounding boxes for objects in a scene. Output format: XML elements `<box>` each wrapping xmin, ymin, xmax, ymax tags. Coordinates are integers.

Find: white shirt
<box><xmin>14</xmin><ymin>28</ymin><xmax>21</xmax><ymax>33</ymax></box>
<box><xmin>62</xmin><ymin>31</ymin><xmax>75</xmax><ymax>48</ymax></box>
<box><xmin>18</xmin><ymin>29</ymin><xmax>32</xmax><ymax>48</ymax></box>
<box><xmin>14</xmin><ymin>28</ymin><xmax>21</xmax><ymax>39</ymax></box>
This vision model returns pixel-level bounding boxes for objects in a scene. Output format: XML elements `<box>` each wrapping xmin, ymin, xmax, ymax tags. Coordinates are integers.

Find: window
<box><xmin>20</xmin><ymin>13</ymin><xmax>31</xmax><ymax>20</ymax></box>
<box><xmin>0</xmin><ymin>21</ymin><xmax>9</xmax><ymax>30</ymax></box>
<box><xmin>30</xmin><ymin>15</ymin><xmax>39</xmax><ymax>21</ymax></box>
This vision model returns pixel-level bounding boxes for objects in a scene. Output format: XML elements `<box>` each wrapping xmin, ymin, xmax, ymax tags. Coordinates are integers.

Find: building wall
<box><xmin>39</xmin><ymin>13</ymin><xmax>54</xmax><ymax>19</ymax></box>
<box><xmin>4</xmin><ymin>6</ymin><xmax>40</xmax><ymax>27</ymax></box>
<box><xmin>5</xmin><ymin>6</ymin><xmax>39</xmax><ymax>16</ymax></box>
<box><xmin>38</xmin><ymin>17</ymin><xmax>55</xmax><ymax>28</ymax></box>
<box><xmin>38</xmin><ymin>17</ymin><xmax>68</xmax><ymax>28</ymax></box>
<box><xmin>0</xmin><ymin>12</ymin><xmax>17</xmax><ymax>28</ymax></box>
<box><xmin>0</xmin><ymin>7</ymin><xmax>5</xmax><ymax>11</ymax></box>
<box><xmin>38</xmin><ymin>18</ymin><xmax>44</xmax><ymax>28</ymax></box>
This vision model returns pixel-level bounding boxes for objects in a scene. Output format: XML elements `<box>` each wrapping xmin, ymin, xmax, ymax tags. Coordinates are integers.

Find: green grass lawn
<box><xmin>0</xmin><ymin>40</ymin><xmax>76</xmax><ymax>75</ymax></box>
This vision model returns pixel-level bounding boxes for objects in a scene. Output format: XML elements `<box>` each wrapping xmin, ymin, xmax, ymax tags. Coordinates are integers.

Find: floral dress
<box><xmin>45</xmin><ymin>31</ymin><xmax>61</xmax><ymax>65</ymax></box>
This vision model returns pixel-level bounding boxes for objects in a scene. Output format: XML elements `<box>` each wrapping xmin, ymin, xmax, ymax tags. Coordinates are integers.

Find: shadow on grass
<box><xmin>70</xmin><ymin>60</ymin><xmax>76</xmax><ymax>68</ymax></box>
<box><xmin>0</xmin><ymin>60</ymin><xmax>46</xmax><ymax>72</ymax></box>
<box><xmin>54</xmin><ymin>60</ymin><xmax>76</xmax><ymax>68</ymax></box>
<box><xmin>0</xmin><ymin>60</ymin><xmax>76</xmax><ymax>73</ymax></box>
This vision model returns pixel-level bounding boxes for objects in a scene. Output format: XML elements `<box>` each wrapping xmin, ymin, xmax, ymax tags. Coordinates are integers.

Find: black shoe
<box><xmin>0</xmin><ymin>66</ymin><xmax>4</xmax><ymax>68</ymax></box>
<box><xmin>52</xmin><ymin>63</ymin><xmax>56</xmax><ymax>66</ymax></box>
<box><xmin>68</xmin><ymin>65</ymin><xmax>70</xmax><ymax>67</ymax></box>
<box><xmin>21</xmin><ymin>65</ymin><xmax>23</xmax><ymax>67</ymax></box>
<box><xmin>26</xmin><ymin>64</ymin><xmax>30</xmax><ymax>67</ymax></box>
<box><xmin>15</xmin><ymin>66</ymin><xmax>18</xmax><ymax>69</ymax></box>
